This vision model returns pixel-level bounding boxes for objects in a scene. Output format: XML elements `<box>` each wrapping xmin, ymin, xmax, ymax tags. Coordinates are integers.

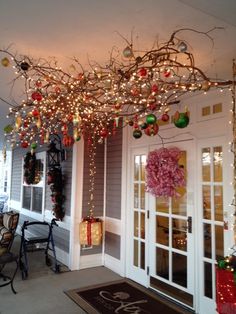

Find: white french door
<box><xmin>198</xmin><ymin>137</ymin><xmax>227</xmax><ymax>314</ymax></box>
<box><xmin>148</xmin><ymin>140</ymin><xmax>195</xmax><ymax>309</ymax></box>
<box><xmin>126</xmin><ymin>140</ymin><xmax>196</xmax><ymax>309</ymax></box>
<box><xmin>126</xmin><ymin>146</ymin><xmax>149</xmax><ymax>287</ymax></box>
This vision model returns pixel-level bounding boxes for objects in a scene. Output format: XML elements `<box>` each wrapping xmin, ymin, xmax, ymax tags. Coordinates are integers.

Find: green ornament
<box><xmin>218</xmin><ymin>259</ymin><xmax>227</xmax><ymax>269</ymax></box>
<box><xmin>31</xmin><ymin>142</ymin><xmax>37</xmax><ymax>150</ymax></box>
<box><xmin>140</xmin><ymin>122</ymin><xmax>148</xmax><ymax>130</ymax></box>
<box><xmin>76</xmin><ymin>136</ymin><xmax>81</xmax><ymax>141</ymax></box>
<box><xmin>133</xmin><ymin>129</ymin><xmax>142</xmax><ymax>139</ymax></box>
<box><xmin>174</xmin><ymin>112</ymin><xmax>189</xmax><ymax>128</ymax></box>
<box><xmin>146</xmin><ymin>114</ymin><xmax>157</xmax><ymax>125</ymax></box>
<box><xmin>3</xmin><ymin>124</ymin><xmax>13</xmax><ymax>134</ymax></box>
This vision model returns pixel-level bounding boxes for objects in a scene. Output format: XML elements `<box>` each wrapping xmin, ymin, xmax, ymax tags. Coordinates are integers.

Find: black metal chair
<box><xmin>0</xmin><ymin>211</ymin><xmax>20</xmax><ymax>294</ymax></box>
<box><xmin>19</xmin><ymin>218</ymin><xmax>60</xmax><ymax>279</ymax></box>
<box><xmin>0</xmin><ymin>252</ymin><xmax>18</xmax><ymax>294</ymax></box>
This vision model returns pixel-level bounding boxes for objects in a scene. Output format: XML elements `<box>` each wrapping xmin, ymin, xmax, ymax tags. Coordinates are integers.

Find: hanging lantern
<box><xmin>47</xmin><ymin>142</ymin><xmax>61</xmax><ymax>168</ymax></box>
<box><xmin>79</xmin><ymin>217</ymin><xmax>103</xmax><ymax>246</ymax></box>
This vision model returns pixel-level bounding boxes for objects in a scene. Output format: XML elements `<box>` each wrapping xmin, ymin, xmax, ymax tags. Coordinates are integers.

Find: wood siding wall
<box><xmin>106</xmin><ymin>129</ymin><xmax>122</xmax><ymax>219</ymax></box>
<box><xmin>105</xmin><ymin>128</ymin><xmax>122</xmax><ymax>258</ymax></box>
<box><xmin>81</xmin><ymin>141</ymin><xmax>104</xmax><ymax>255</ymax></box>
<box><xmin>82</xmin><ymin>142</ymin><xmax>104</xmax><ymax>217</ymax></box>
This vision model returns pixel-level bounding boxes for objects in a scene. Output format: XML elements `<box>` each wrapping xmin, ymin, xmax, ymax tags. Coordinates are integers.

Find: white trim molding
<box><xmin>105</xmin><ymin>217</ymin><xmax>121</xmax><ymax>235</ymax></box>
<box><xmin>79</xmin><ymin>253</ymin><xmax>103</xmax><ymax>269</ymax></box>
<box><xmin>104</xmin><ymin>254</ymin><xmax>124</xmax><ymax>276</ymax></box>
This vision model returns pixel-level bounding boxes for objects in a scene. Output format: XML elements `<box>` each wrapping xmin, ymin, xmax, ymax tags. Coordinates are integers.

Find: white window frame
<box><xmin>20</xmin><ymin>151</ymin><xmax>46</xmax><ymax>221</ymax></box>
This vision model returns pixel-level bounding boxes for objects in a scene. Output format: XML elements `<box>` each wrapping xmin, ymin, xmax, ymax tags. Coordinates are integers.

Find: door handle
<box><xmin>187</xmin><ymin>216</ymin><xmax>192</xmax><ymax>233</ymax></box>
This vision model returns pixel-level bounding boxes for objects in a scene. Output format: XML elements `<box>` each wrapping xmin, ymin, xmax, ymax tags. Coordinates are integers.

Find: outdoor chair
<box><xmin>0</xmin><ymin>211</ymin><xmax>20</xmax><ymax>293</ymax></box>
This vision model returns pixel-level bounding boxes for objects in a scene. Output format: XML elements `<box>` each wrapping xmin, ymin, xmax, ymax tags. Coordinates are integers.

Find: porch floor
<box><xmin>0</xmin><ymin>235</ymin><xmax>194</xmax><ymax>314</ymax></box>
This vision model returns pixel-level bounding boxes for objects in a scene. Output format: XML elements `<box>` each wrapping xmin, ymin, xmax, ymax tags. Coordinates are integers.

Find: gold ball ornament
<box><xmin>1</xmin><ymin>57</ymin><xmax>10</xmax><ymax>67</ymax></box>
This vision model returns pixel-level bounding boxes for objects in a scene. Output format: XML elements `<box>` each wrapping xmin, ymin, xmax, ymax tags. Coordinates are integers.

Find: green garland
<box><xmin>23</xmin><ymin>151</ymin><xmax>36</xmax><ymax>184</ymax></box>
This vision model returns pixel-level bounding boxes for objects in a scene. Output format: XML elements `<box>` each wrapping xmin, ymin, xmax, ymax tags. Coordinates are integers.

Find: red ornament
<box><xmin>67</xmin><ymin>114</ymin><xmax>73</xmax><ymax>122</ymax></box>
<box><xmin>62</xmin><ymin>135</ymin><xmax>74</xmax><ymax>147</ymax></box>
<box><xmin>20</xmin><ymin>131</ymin><xmax>26</xmax><ymax>140</ymax></box>
<box><xmin>114</xmin><ymin>103</ymin><xmax>121</xmax><ymax>110</ymax></box>
<box><xmin>32</xmin><ymin>109</ymin><xmax>40</xmax><ymax>117</ymax></box>
<box><xmin>78</xmin><ymin>73</ymin><xmax>84</xmax><ymax>80</ymax></box>
<box><xmin>149</xmin><ymin>103</ymin><xmax>158</xmax><ymax>111</ymax></box>
<box><xmin>138</xmin><ymin>67</ymin><xmax>147</xmax><ymax>77</ymax></box>
<box><xmin>55</xmin><ymin>86</ymin><xmax>61</xmax><ymax>93</ymax></box>
<box><xmin>131</xmin><ymin>88</ymin><xmax>140</xmax><ymax>96</ymax></box>
<box><xmin>163</xmin><ymin>69</ymin><xmax>171</xmax><ymax>78</ymax></box>
<box><xmin>144</xmin><ymin>123</ymin><xmax>159</xmax><ymax>136</ymax></box>
<box><xmin>128</xmin><ymin>120</ymin><xmax>134</xmax><ymax>126</ymax></box>
<box><xmin>100</xmin><ymin>128</ymin><xmax>108</xmax><ymax>138</ymax></box>
<box><xmin>151</xmin><ymin>84</ymin><xmax>158</xmax><ymax>93</ymax></box>
<box><xmin>148</xmin><ymin>96</ymin><xmax>156</xmax><ymax>104</ymax></box>
<box><xmin>161</xmin><ymin>113</ymin><xmax>170</xmax><ymax>122</ymax></box>
<box><xmin>21</xmin><ymin>141</ymin><xmax>29</xmax><ymax>148</ymax></box>
<box><xmin>32</xmin><ymin>91</ymin><xmax>43</xmax><ymax>101</ymax></box>
<box><xmin>61</xmin><ymin>124</ymin><xmax>68</xmax><ymax>134</ymax></box>
<box><xmin>35</xmin><ymin>80</ymin><xmax>42</xmax><ymax>88</ymax></box>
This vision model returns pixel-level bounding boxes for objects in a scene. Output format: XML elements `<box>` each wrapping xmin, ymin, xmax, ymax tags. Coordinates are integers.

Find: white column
<box><xmin>69</xmin><ymin>139</ymin><xmax>84</xmax><ymax>270</ymax></box>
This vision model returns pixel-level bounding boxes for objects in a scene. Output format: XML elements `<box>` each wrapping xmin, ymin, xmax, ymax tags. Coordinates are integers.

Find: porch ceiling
<box><xmin>0</xmin><ymin>0</ymin><xmax>235</xmax><ymax>148</ymax></box>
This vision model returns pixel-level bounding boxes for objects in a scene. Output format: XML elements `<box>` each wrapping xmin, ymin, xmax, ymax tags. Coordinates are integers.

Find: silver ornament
<box><xmin>123</xmin><ymin>46</ymin><xmax>133</xmax><ymax>58</ymax></box>
<box><xmin>178</xmin><ymin>41</ymin><xmax>187</xmax><ymax>52</ymax></box>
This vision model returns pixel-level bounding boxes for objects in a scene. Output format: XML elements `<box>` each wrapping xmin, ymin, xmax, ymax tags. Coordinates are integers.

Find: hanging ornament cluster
<box><xmin>145</xmin><ymin>147</ymin><xmax>185</xmax><ymax>197</ymax></box>
<box><xmin>0</xmin><ymin>28</ymin><xmax>232</xmax><ymax>149</ymax></box>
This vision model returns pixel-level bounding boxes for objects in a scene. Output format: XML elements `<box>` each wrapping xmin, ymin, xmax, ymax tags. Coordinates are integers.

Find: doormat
<box><xmin>65</xmin><ymin>280</ymin><xmax>183</xmax><ymax>314</ymax></box>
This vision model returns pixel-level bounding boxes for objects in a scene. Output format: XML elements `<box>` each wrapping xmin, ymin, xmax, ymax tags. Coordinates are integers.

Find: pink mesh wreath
<box><xmin>146</xmin><ymin>147</ymin><xmax>185</xmax><ymax>197</ymax></box>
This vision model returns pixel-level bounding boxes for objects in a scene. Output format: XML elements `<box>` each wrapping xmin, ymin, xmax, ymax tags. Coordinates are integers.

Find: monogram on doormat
<box><xmin>65</xmin><ymin>280</ymin><xmax>182</xmax><ymax>314</ymax></box>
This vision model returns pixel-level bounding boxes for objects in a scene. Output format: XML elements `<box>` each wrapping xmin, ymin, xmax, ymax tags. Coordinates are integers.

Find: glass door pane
<box><xmin>201</xmin><ymin>145</ymin><xmax>224</xmax><ymax>302</ymax></box>
<box><xmin>133</xmin><ymin>154</ymin><xmax>147</xmax><ymax>271</ymax></box>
